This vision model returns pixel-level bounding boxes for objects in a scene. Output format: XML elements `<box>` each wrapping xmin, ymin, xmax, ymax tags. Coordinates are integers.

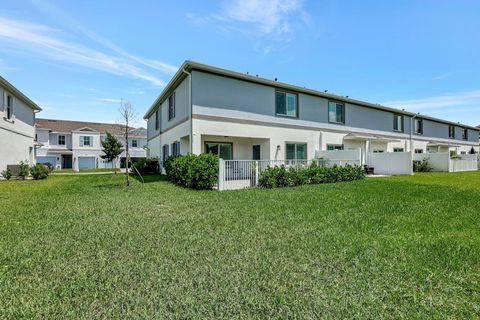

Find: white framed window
<box><xmin>415</xmin><ymin>119</ymin><xmax>423</xmax><ymax>134</ymax></box>
<box><xmin>168</xmin><ymin>92</ymin><xmax>175</xmax><ymax>121</ymax></box>
<box><xmin>393</xmin><ymin>114</ymin><xmax>404</xmax><ymax>132</ymax></box>
<box><xmin>4</xmin><ymin>93</ymin><xmax>14</xmax><ymax>120</ymax></box>
<box><xmin>58</xmin><ymin>135</ymin><xmax>66</xmax><ymax>145</ymax></box>
<box><xmin>393</xmin><ymin>148</ymin><xmax>404</xmax><ymax>152</ymax></box>
<box><xmin>286</xmin><ymin>143</ymin><xmax>307</xmax><ymax>160</ymax></box>
<box><xmin>162</xmin><ymin>144</ymin><xmax>170</xmax><ymax>164</ymax></box>
<box><xmin>414</xmin><ymin>149</ymin><xmax>424</xmax><ymax>154</ymax></box>
<box><xmin>328</xmin><ymin>101</ymin><xmax>345</xmax><ymax>124</ymax></box>
<box><xmin>131</xmin><ymin>139</ymin><xmax>138</xmax><ymax>147</ymax></box>
<box><xmin>373</xmin><ymin>150</ymin><xmax>384</xmax><ymax>153</ymax></box>
<box><xmin>448</xmin><ymin>125</ymin><xmax>455</xmax><ymax>139</ymax></box>
<box><xmin>462</xmin><ymin>128</ymin><xmax>468</xmax><ymax>140</ymax></box>
<box><xmin>275</xmin><ymin>91</ymin><xmax>298</xmax><ymax>118</ymax></box>
<box><xmin>171</xmin><ymin>141</ymin><xmax>180</xmax><ymax>156</ymax></box>
<box><xmin>80</xmin><ymin>136</ymin><xmax>92</xmax><ymax>147</ymax></box>
<box><xmin>205</xmin><ymin>142</ymin><xmax>232</xmax><ymax>160</ymax></box>
<box><xmin>326</xmin><ymin>144</ymin><xmax>343</xmax><ymax>151</ymax></box>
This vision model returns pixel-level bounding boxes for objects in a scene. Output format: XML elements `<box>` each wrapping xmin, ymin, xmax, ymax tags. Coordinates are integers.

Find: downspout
<box><xmin>182</xmin><ymin>68</ymin><xmax>193</xmax><ymax>153</ymax></box>
<box><xmin>410</xmin><ymin>113</ymin><xmax>419</xmax><ymax>175</ymax></box>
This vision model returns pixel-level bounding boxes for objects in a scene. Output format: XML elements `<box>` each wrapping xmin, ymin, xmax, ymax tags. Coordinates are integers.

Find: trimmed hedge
<box><xmin>258</xmin><ymin>162</ymin><xmax>364</xmax><ymax>188</ymax></box>
<box><xmin>132</xmin><ymin>158</ymin><xmax>160</xmax><ymax>174</ymax></box>
<box><xmin>165</xmin><ymin>153</ymin><xmax>219</xmax><ymax>190</ymax></box>
<box><xmin>30</xmin><ymin>164</ymin><xmax>50</xmax><ymax>180</ymax></box>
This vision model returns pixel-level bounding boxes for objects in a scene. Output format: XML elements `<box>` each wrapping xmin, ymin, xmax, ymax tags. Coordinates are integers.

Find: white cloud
<box><xmin>0</xmin><ymin>16</ymin><xmax>175</xmax><ymax>86</ymax></box>
<box><xmin>96</xmin><ymin>98</ymin><xmax>122</xmax><ymax>103</ymax></box>
<box><xmin>384</xmin><ymin>90</ymin><xmax>480</xmax><ymax>111</ymax></box>
<box><xmin>128</xmin><ymin>90</ymin><xmax>145</xmax><ymax>95</ymax></box>
<box><xmin>220</xmin><ymin>0</ymin><xmax>306</xmax><ymax>37</ymax></box>
<box><xmin>188</xmin><ymin>0</ymin><xmax>310</xmax><ymax>49</ymax></box>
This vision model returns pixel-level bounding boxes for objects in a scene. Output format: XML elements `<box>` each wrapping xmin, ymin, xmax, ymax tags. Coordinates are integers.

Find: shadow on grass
<box><xmin>132</xmin><ymin>174</ymin><xmax>168</xmax><ymax>184</ymax></box>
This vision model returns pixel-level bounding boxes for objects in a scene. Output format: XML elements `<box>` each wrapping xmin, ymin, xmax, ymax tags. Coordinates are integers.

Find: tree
<box><xmin>101</xmin><ymin>131</ymin><xmax>124</xmax><ymax>172</ymax></box>
<box><xmin>119</xmin><ymin>99</ymin><xmax>137</xmax><ymax>186</ymax></box>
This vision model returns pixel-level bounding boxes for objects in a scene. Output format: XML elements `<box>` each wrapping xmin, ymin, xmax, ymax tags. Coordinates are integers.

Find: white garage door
<box><xmin>37</xmin><ymin>156</ymin><xmax>57</xmax><ymax>165</ymax></box>
<box><xmin>78</xmin><ymin>157</ymin><xmax>96</xmax><ymax>169</ymax></box>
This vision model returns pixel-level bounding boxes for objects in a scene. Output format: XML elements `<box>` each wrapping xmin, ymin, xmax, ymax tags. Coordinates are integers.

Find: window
<box><xmin>286</xmin><ymin>143</ymin><xmax>307</xmax><ymax>160</ymax></box>
<box><xmin>393</xmin><ymin>114</ymin><xmax>404</xmax><ymax>132</ymax></box>
<box><xmin>275</xmin><ymin>91</ymin><xmax>298</xmax><ymax>117</ymax></box>
<box><xmin>132</xmin><ymin>139</ymin><xmax>138</xmax><ymax>147</ymax></box>
<box><xmin>5</xmin><ymin>93</ymin><xmax>13</xmax><ymax>120</ymax></box>
<box><xmin>327</xmin><ymin>144</ymin><xmax>344</xmax><ymax>151</ymax></box>
<box><xmin>162</xmin><ymin>144</ymin><xmax>169</xmax><ymax>164</ymax></box>
<box><xmin>393</xmin><ymin>148</ymin><xmax>404</xmax><ymax>152</ymax></box>
<box><xmin>155</xmin><ymin>109</ymin><xmax>160</xmax><ymax>131</ymax></box>
<box><xmin>462</xmin><ymin>128</ymin><xmax>468</xmax><ymax>140</ymax></box>
<box><xmin>373</xmin><ymin>150</ymin><xmax>384</xmax><ymax>153</ymax></box>
<box><xmin>328</xmin><ymin>101</ymin><xmax>345</xmax><ymax>124</ymax></box>
<box><xmin>415</xmin><ymin>149</ymin><xmax>424</xmax><ymax>154</ymax></box>
<box><xmin>448</xmin><ymin>125</ymin><xmax>455</xmax><ymax>139</ymax></box>
<box><xmin>35</xmin><ymin>134</ymin><xmax>37</xmax><ymax>142</ymax></box>
<box><xmin>58</xmin><ymin>135</ymin><xmax>66</xmax><ymax>145</ymax></box>
<box><xmin>205</xmin><ymin>142</ymin><xmax>232</xmax><ymax>160</ymax></box>
<box><xmin>415</xmin><ymin>119</ymin><xmax>423</xmax><ymax>134</ymax></box>
<box><xmin>171</xmin><ymin>141</ymin><xmax>180</xmax><ymax>156</ymax></box>
<box><xmin>80</xmin><ymin>136</ymin><xmax>92</xmax><ymax>147</ymax></box>
<box><xmin>168</xmin><ymin>93</ymin><xmax>175</xmax><ymax>121</ymax></box>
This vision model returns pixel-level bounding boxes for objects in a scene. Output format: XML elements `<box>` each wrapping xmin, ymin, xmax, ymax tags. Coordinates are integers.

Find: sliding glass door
<box><xmin>205</xmin><ymin>142</ymin><xmax>233</xmax><ymax>160</ymax></box>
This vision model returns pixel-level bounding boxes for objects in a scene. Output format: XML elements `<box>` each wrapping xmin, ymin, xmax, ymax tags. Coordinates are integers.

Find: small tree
<box><xmin>119</xmin><ymin>99</ymin><xmax>137</xmax><ymax>186</ymax></box>
<box><xmin>18</xmin><ymin>161</ymin><xmax>29</xmax><ymax>180</ymax></box>
<box><xmin>101</xmin><ymin>131</ymin><xmax>124</xmax><ymax>172</ymax></box>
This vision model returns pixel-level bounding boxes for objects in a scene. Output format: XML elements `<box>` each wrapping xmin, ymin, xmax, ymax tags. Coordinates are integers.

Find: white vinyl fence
<box><xmin>413</xmin><ymin>153</ymin><xmax>449</xmax><ymax>172</ymax></box>
<box><xmin>414</xmin><ymin>153</ymin><xmax>478</xmax><ymax>172</ymax></box>
<box><xmin>316</xmin><ymin>149</ymin><xmax>362</xmax><ymax>166</ymax></box>
<box><xmin>367</xmin><ymin>152</ymin><xmax>412</xmax><ymax>175</ymax></box>
<box><xmin>450</xmin><ymin>154</ymin><xmax>478</xmax><ymax>172</ymax></box>
<box><xmin>218</xmin><ymin>159</ymin><xmax>357</xmax><ymax>191</ymax></box>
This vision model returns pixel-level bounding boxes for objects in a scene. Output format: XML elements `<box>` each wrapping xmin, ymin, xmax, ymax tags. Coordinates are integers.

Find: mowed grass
<box><xmin>1</xmin><ymin>172</ymin><xmax>480</xmax><ymax>318</ymax></box>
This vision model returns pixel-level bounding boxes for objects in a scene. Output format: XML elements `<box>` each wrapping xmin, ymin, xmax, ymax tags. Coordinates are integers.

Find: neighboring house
<box><xmin>35</xmin><ymin>119</ymin><xmax>147</xmax><ymax>170</ymax></box>
<box><xmin>144</xmin><ymin>61</ymin><xmax>480</xmax><ymax>164</ymax></box>
<box><xmin>0</xmin><ymin>76</ymin><xmax>41</xmax><ymax>173</ymax></box>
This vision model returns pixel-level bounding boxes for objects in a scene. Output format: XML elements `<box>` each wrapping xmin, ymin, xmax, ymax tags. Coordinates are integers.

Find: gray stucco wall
<box><xmin>147</xmin><ymin>77</ymin><xmax>190</xmax><ymax>140</ymax></box>
<box><xmin>190</xmin><ymin>70</ymin><xmax>479</xmax><ymax>143</ymax></box>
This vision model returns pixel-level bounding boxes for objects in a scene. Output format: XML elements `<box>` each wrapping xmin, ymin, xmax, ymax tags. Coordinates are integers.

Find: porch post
<box><xmin>255</xmin><ymin>160</ymin><xmax>259</xmax><ymax>186</ymax></box>
<box><xmin>218</xmin><ymin>158</ymin><xmax>225</xmax><ymax>191</ymax></box>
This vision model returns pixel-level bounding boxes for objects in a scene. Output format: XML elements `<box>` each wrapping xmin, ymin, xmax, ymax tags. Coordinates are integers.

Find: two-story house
<box><xmin>35</xmin><ymin>119</ymin><xmax>147</xmax><ymax>170</ymax></box>
<box><xmin>0</xmin><ymin>76</ymin><xmax>41</xmax><ymax>173</ymax></box>
<box><xmin>144</xmin><ymin>61</ymin><xmax>479</xmax><ymax>165</ymax></box>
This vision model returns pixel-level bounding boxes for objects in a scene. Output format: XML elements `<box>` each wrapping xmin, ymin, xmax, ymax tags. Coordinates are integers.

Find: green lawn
<box><xmin>1</xmin><ymin>172</ymin><xmax>480</xmax><ymax>318</ymax></box>
<box><xmin>53</xmin><ymin>168</ymin><xmax>120</xmax><ymax>173</ymax></box>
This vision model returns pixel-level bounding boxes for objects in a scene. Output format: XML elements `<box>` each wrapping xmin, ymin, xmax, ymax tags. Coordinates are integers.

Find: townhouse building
<box><xmin>144</xmin><ymin>61</ymin><xmax>479</xmax><ymax>165</ymax></box>
<box><xmin>36</xmin><ymin>119</ymin><xmax>147</xmax><ymax>170</ymax></box>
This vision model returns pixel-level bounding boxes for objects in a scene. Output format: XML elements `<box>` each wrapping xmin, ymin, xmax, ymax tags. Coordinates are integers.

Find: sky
<box><xmin>1</xmin><ymin>0</ymin><xmax>480</xmax><ymax>127</ymax></box>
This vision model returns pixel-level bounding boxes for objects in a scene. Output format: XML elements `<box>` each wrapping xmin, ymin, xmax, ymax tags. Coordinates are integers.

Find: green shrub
<box><xmin>413</xmin><ymin>158</ymin><xmax>433</xmax><ymax>172</ymax></box>
<box><xmin>1</xmin><ymin>168</ymin><xmax>12</xmax><ymax>180</ymax></box>
<box><xmin>18</xmin><ymin>161</ymin><xmax>30</xmax><ymax>180</ymax></box>
<box><xmin>30</xmin><ymin>164</ymin><xmax>50</xmax><ymax>180</ymax></box>
<box><xmin>258</xmin><ymin>163</ymin><xmax>364</xmax><ymax>188</ymax></box>
<box><xmin>165</xmin><ymin>153</ymin><xmax>219</xmax><ymax>190</ymax></box>
<box><xmin>132</xmin><ymin>158</ymin><xmax>159</xmax><ymax>174</ymax></box>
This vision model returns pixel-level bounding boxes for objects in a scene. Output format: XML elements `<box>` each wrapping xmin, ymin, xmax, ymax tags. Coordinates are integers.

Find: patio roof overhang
<box><xmin>47</xmin><ymin>149</ymin><xmax>73</xmax><ymax>155</ymax></box>
<box><xmin>427</xmin><ymin>141</ymin><xmax>460</xmax><ymax>148</ymax></box>
<box><xmin>343</xmin><ymin>133</ymin><xmax>401</xmax><ymax>143</ymax></box>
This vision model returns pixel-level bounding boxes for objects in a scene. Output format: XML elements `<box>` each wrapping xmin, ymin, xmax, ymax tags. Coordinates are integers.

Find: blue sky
<box><xmin>1</xmin><ymin>0</ymin><xmax>480</xmax><ymax>127</ymax></box>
